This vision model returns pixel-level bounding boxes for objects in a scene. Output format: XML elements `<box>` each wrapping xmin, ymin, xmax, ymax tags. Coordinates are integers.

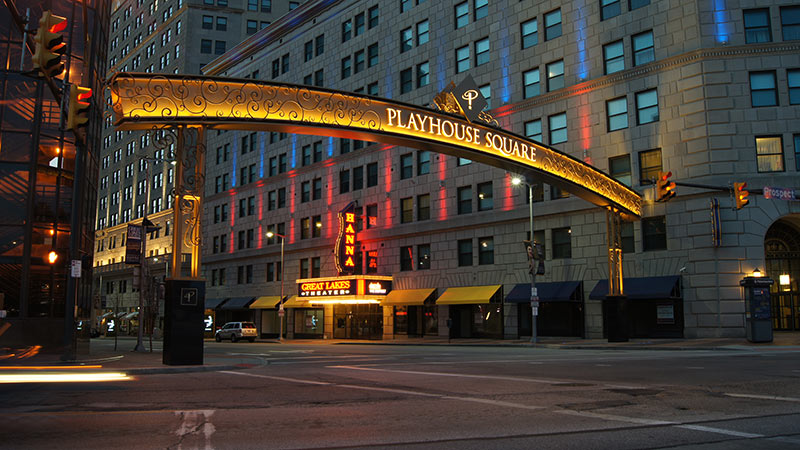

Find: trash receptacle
<box><xmin>740</xmin><ymin>276</ymin><xmax>773</xmax><ymax>343</ymax></box>
<box><xmin>604</xmin><ymin>295</ymin><xmax>629</xmax><ymax>343</ymax></box>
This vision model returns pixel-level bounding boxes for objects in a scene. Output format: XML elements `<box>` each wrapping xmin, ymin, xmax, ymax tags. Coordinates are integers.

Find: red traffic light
<box><xmin>656</xmin><ymin>171</ymin><xmax>676</xmax><ymax>202</ymax></box>
<box><xmin>734</xmin><ymin>182</ymin><xmax>749</xmax><ymax>210</ymax></box>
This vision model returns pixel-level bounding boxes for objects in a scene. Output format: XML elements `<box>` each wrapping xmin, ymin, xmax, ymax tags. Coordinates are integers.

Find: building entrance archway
<box><xmin>765</xmin><ymin>218</ymin><xmax>800</xmax><ymax>330</ymax></box>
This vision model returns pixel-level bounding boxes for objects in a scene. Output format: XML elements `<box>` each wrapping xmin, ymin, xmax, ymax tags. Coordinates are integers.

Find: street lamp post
<box><xmin>266</xmin><ymin>231</ymin><xmax>286</xmax><ymax>342</ymax></box>
<box><xmin>513</xmin><ymin>176</ymin><xmax>537</xmax><ymax>344</ymax></box>
<box><xmin>135</xmin><ymin>156</ymin><xmax>174</xmax><ymax>352</ymax></box>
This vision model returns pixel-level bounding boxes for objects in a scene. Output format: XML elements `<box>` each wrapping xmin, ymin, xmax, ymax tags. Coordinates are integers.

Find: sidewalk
<box><xmin>2</xmin><ymin>333</ymin><xmax>799</xmax><ymax>374</ymax></box>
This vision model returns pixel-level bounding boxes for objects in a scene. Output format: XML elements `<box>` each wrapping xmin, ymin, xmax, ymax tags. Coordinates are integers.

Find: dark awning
<box><xmin>589</xmin><ymin>276</ymin><xmax>681</xmax><ymax>300</ymax></box>
<box><xmin>219</xmin><ymin>297</ymin><xmax>255</xmax><ymax>310</ymax></box>
<box><xmin>205</xmin><ymin>298</ymin><xmax>228</xmax><ymax>309</ymax></box>
<box><xmin>506</xmin><ymin>281</ymin><xmax>582</xmax><ymax>303</ymax></box>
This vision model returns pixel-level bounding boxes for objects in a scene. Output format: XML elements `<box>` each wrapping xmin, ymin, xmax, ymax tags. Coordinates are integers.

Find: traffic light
<box><xmin>67</xmin><ymin>84</ymin><xmax>92</xmax><ymax>130</ymax></box>
<box><xmin>734</xmin><ymin>182</ymin><xmax>749</xmax><ymax>210</ymax></box>
<box><xmin>655</xmin><ymin>171</ymin><xmax>676</xmax><ymax>202</ymax></box>
<box><xmin>32</xmin><ymin>11</ymin><xmax>67</xmax><ymax>78</ymax></box>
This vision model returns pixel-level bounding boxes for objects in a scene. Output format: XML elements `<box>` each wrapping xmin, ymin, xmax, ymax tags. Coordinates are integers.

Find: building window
<box><xmin>789</xmin><ymin>69</ymin><xmax>800</xmax><ymax>105</ymax></box>
<box><xmin>458</xmin><ymin>158</ymin><xmax>472</xmax><ymax>166</ymax></box>
<box><xmin>400</xmin><ymin>68</ymin><xmax>413</xmax><ymax>94</ymax></box>
<box><xmin>300</xmin><ymin>259</ymin><xmax>309</xmax><ymax>279</ymax></box>
<box><xmin>523</xmin><ymin>68</ymin><xmax>540</xmax><ymax>99</ymax></box>
<box><xmin>200</xmin><ymin>39</ymin><xmax>212</xmax><ymax>54</ymax></box>
<box><xmin>417</xmin><ymin>62</ymin><xmax>430</xmax><ymax>88</ymax></box>
<box><xmin>366</xmin><ymin>162</ymin><xmax>378</xmax><ymax>187</ymax></box>
<box><xmin>480</xmin><ymin>84</ymin><xmax>491</xmax><ymax>109</ymax></box>
<box><xmin>401</xmin><ymin>197</ymin><xmax>413</xmax><ymax>223</ymax></box>
<box><xmin>458</xmin><ymin>239</ymin><xmax>472</xmax><ymax>266</ymax></box>
<box><xmin>601</xmin><ymin>0</ymin><xmax>620</xmax><ymax>20</ymax></box>
<box><xmin>216</xmin><ymin>17</ymin><xmax>227</xmax><ymax>31</ymax></box>
<box><xmin>355</xmin><ymin>12</ymin><xmax>365</xmax><ymax>36</ymax></box>
<box><xmin>455</xmin><ymin>2</ymin><xmax>469</xmax><ymax>29</ymax></box>
<box><xmin>548</xmin><ymin>113</ymin><xmax>567</xmax><ymax>144</ymax></box>
<box><xmin>544</xmin><ymin>9</ymin><xmax>562</xmax><ymax>41</ymax></box>
<box><xmin>607</xmin><ymin>96</ymin><xmax>628</xmax><ymax>131</ymax></box>
<box><xmin>300</xmin><ymin>217</ymin><xmax>311</xmax><ymax>240</ymax></box>
<box><xmin>400</xmin><ymin>246</ymin><xmax>413</xmax><ymax>271</ymax></box>
<box><xmin>635</xmin><ymin>89</ymin><xmax>659</xmax><ymax>125</ymax></box>
<box><xmin>632</xmin><ymin>31</ymin><xmax>654</xmax><ymax>66</ymax></box>
<box><xmin>744</xmin><ymin>9</ymin><xmax>772</xmax><ymax>43</ymax></box>
<box><xmin>794</xmin><ymin>134</ymin><xmax>800</xmax><ymax>171</ymax></box>
<box><xmin>341</xmin><ymin>56</ymin><xmax>351</xmax><ymax>79</ymax></box>
<box><xmin>521</xmin><ymin>18</ymin><xmax>538</xmax><ymax>49</ymax></box>
<box><xmin>630</xmin><ymin>0</ymin><xmax>649</xmax><ymax>9</ymax></box>
<box><xmin>342</xmin><ymin>20</ymin><xmax>351</xmax><ymax>42</ymax></box>
<box><xmin>457</xmin><ymin>186</ymin><xmax>472</xmax><ymax>214</ymax></box>
<box><xmin>603</xmin><ymin>40</ymin><xmax>624</xmax><ymax>74</ymax></box>
<box><xmin>750</xmin><ymin>71</ymin><xmax>778</xmax><ymax>107</ymax></box>
<box><xmin>456</xmin><ymin>45</ymin><xmax>470</xmax><ymax>73</ymax></box>
<box><xmin>340</xmin><ymin>170</ymin><xmax>350</xmax><ymax>193</ymax></box>
<box><xmin>353</xmin><ymin>166</ymin><xmax>364</xmax><ymax>191</ymax></box>
<box><xmin>621</xmin><ymin>222</ymin><xmax>635</xmax><ymax>253</ymax></box>
<box><xmin>417</xmin><ymin>20</ymin><xmax>429</xmax><ymax>45</ymax></box>
<box><xmin>354</xmin><ymin>50</ymin><xmax>365</xmax><ymax>74</ymax></box>
<box><xmin>369</xmin><ymin>5</ymin><xmax>379</xmax><ymax>28</ymax></box>
<box><xmin>417</xmin><ymin>194</ymin><xmax>430</xmax><ymax>221</ymax></box>
<box><xmin>525</xmin><ymin>119</ymin><xmax>542</xmax><ymax>142</ymax></box>
<box><xmin>214</xmin><ymin>40</ymin><xmax>226</xmax><ymax>55</ymax></box>
<box><xmin>638</xmin><ymin>149</ymin><xmax>662</xmax><ymax>185</ymax></box>
<box><xmin>475</xmin><ymin>37</ymin><xmax>490</xmax><ymax>66</ymax></box>
<box><xmin>247</xmin><ymin>20</ymin><xmax>258</xmax><ymax>35</ymax></box>
<box><xmin>756</xmin><ymin>136</ymin><xmax>784</xmax><ymax>172</ymax></box>
<box><xmin>400</xmin><ymin>153</ymin><xmax>413</xmax><ymax>179</ymax></box>
<box><xmin>477</xmin><ymin>182</ymin><xmax>493</xmax><ymax>211</ymax></box>
<box><xmin>478</xmin><ymin>237</ymin><xmax>494</xmax><ymax>265</ymax></box>
<box><xmin>301</xmin><ymin>181</ymin><xmax>310</xmax><ymax>203</ymax></box>
<box><xmin>368</xmin><ymin>43</ymin><xmax>379</xmax><ymax>67</ymax></box>
<box><xmin>417</xmin><ymin>151</ymin><xmax>430</xmax><ymax>175</ymax></box>
<box><xmin>642</xmin><ymin>216</ymin><xmax>666</xmax><ymax>251</ymax></box>
<box><xmin>782</xmin><ymin>6</ymin><xmax>800</xmax><ymax>40</ymax></box>
<box><xmin>609</xmin><ymin>154</ymin><xmax>632</xmax><ymax>186</ymax></box>
<box><xmin>546</xmin><ymin>60</ymin><xmax>564</xmax><ymax>91</ymax></box>
<box><xmin>202</xmin><ymin>15</ymin><xmax>212</xmax><ymax>29</ymax></box>
<box><xmin>401</xmin><ymin>27</ymin><xmax>413</xmax><ymax>52</ymax></box>
<box><xmin>400</xmin><ymin>0</ymin><xmax>411</xmax><ymax>13</ymax></box>
<box><xmin>552</xmin><ymin>227</ymin><xmax>572</xmax><ymax>259</ymax></box>
<box><xmin>415</xmin><ymin>244</ymin><xmax>431</xmax><ymax>270</ymax></box>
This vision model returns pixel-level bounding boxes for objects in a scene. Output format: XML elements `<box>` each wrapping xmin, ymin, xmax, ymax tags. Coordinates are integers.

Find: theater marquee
<box><xmin>110</xmin><ymin>73</ymin><xmax>642</xmax><ymax>218</ymax></box>
<box><xmin>297</xmin><ymin>275</ymin><xmax>393</xmax><ymax>300</ymax></box>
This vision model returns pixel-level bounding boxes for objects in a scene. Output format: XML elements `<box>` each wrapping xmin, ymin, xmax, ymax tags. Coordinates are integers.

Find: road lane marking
<box><xmin>221</xmin><ymin>371</ymin><xmax>331</xmax><ymax>385</ymax></box>
<box><xmin>328</xmin><ymin>365</ymin><xmax>572</xmax><ymax>385</ymax></box>
<box><xmin>675</xmin><ymin>424</ymin><xmax>761</xmax><ymax>438</ymax></box>
<box><xmin>174</xmin><ymin>409</ymin><xmax>215</xmax><ymax>450</ymax></box>
<box><xmin>685</xmin><ymin>367</ymin><xmax>704</xmax><ymax>370</ymax></box>
<box><xmin>223</xmin><ymin>371</ymin><xmax>544</xmax><ymax>410</ymax></box>
<box><xmin>554</xmin><ymin>409</ymin><xmax>674</xmax><ymax>426</ymax></box>
<box><xmin>724</xmin><ymin>393</ymin><xmax>800</xmax><ymax>403</ymax></box>
<box><xmin>769</xmin><ymin>436</ymin><xmax>800</xmax><ymax>445</ymax></box>
<box><xmin>222</xmin><ymin>371</ymin><xmax>782</xmax><ymax>441</ymax></box>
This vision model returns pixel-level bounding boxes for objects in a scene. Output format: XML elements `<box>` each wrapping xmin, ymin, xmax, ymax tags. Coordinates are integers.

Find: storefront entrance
<box><xmin>394</xmin><ymin>305</ymin><xmax>438</xmax><ymax>336</ymax></box>
<box><xmin>333</xmin><ymin>304</ymin><xmax>383</xmax><ymax>340</ymax></box>
<box><xmin>293</xmin><ymin>308</ymin><xmax>324</xmax><ymax>338</ymax></box>
<box><xmin>765</xmin><ymin>220</ymin><xmax>800</xmax><ymax>331</ymax></box>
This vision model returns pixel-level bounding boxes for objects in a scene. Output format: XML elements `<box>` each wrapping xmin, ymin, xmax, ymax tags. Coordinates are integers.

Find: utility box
<box><xmin>163</xmin><ymin>279</ymin><xmax>205</xmax><ymax>365</ymax></box>
<box><xmin>740</xmin><ymin>276</ymin><xmax>774</xmax><ymax>344</ymax></box>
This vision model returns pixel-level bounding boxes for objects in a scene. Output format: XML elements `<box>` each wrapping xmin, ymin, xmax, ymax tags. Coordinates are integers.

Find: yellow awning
<box><xmin>382</xmin><ymin>288</ymin><xmax>436</xmax><ymax>306</ymax></box>
<box><xmin>249</xmin><ymin>296</ymin><xmax>283</xmax><ymax>309</ymax></box>
<box><xmin>283</xmin><ymin>295</ymin><xmax>311</xmax><ymax>308</ymax></box>
<box><xmin>436</xmin><ymin>285</ymin><xmax>502</xmax><ymax>305</ymax></box>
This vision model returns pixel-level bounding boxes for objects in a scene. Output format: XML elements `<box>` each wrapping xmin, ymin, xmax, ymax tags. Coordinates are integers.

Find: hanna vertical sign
<box><xmin>335</xmin><ymin>202</ymin><xmax>359</xmax><ymax>275</ymax></box>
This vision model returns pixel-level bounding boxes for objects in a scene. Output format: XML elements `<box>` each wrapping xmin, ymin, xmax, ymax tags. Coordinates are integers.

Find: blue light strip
<box><xmin>575</xmin><ymin>0</ymin><xmax>589</xmax><ymax>81</ymax></box>
<box><xmin>291</xmin><ymin>135</ymin><xmax>297</xmax><ymax>168</ymax></box>
<box><xmin>499</xmin><ymin>26</ymin><xmax>511</xmax><ymax>103</ymax></box>
<box><xmin>713</xmin><ymin>0</ymin><xmax>730</xmax><ymax>44</ymax></box>
<box><xmin>327</xmin><ymin>136</ymin><xmax>334</xmax><ymax>157</ymax></box>
<box><xmin>231</xmin><ymin>132</ymin><xmax>238</xmax><ymax>187</ymax></box>
<box><xmin>259</xmin><ymin>132</ymin><xmax>265</xmax><ymax>178</ymax></box>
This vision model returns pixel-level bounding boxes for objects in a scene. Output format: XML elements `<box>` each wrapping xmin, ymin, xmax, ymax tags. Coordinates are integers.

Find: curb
<box><xmin>124</xmin><ymin>363</ymin><xmax>251</xmax><ymax>375</ymax></box>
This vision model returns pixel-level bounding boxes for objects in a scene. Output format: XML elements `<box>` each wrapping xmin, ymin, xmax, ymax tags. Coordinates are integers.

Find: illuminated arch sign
<box><xmin>110</xmin><ymin>73</ymin><xmax>641</xmax><ymax>217</ymax></box>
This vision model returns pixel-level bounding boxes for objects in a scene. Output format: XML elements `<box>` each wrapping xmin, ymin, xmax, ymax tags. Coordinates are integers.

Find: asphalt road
<box><xmin>1</xmin><ymin>341</ymin><xmax>800</xmax><ymax>449</ymax></box>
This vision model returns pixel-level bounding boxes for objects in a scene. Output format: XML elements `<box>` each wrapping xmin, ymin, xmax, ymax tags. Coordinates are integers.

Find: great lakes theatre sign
<box><xmin>110</xmin><ymin>73</ymin><xmax>642</xmax><ymax>218</ymax></box>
